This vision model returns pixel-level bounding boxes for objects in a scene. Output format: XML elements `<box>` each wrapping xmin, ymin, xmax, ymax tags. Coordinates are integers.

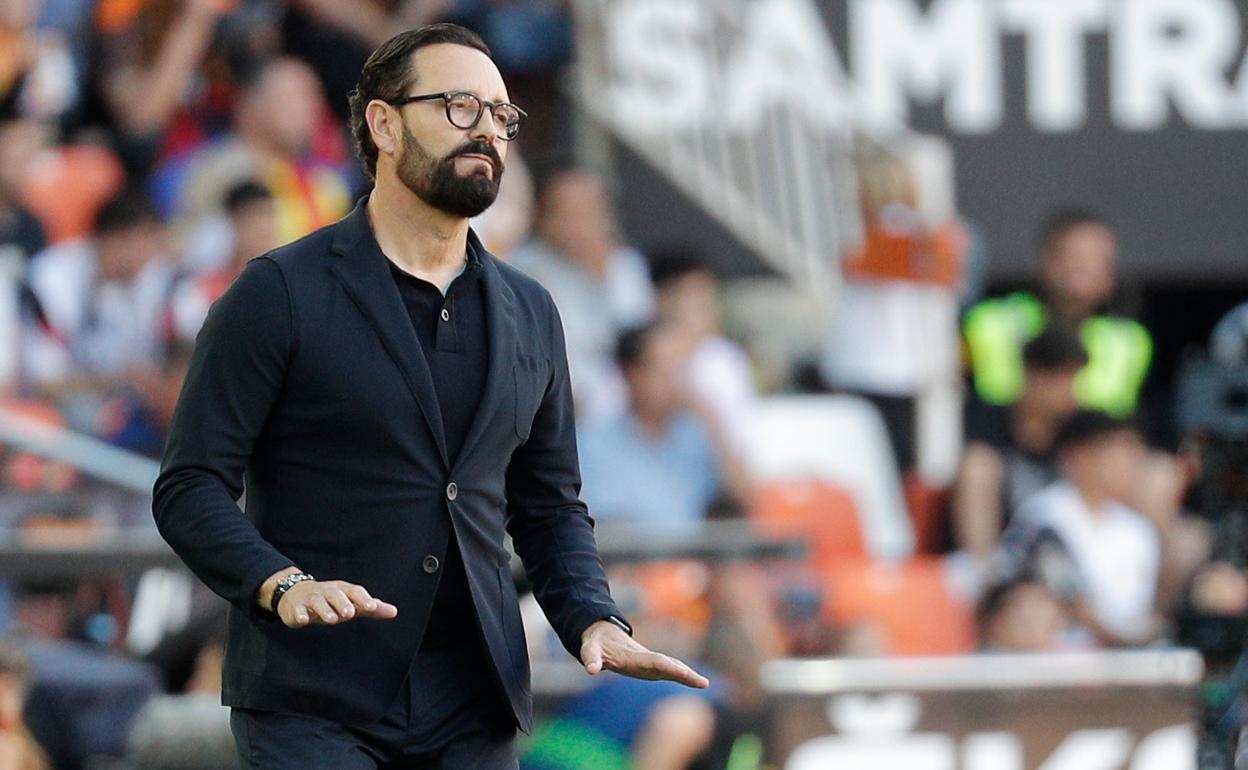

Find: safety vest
<box><xmin>963</xmin><ymin>291</ymin><xmax>1153</xmax><ymax>417</ymax></box>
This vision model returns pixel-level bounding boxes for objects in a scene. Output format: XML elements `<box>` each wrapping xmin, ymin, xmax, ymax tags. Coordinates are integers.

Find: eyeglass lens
<box><xmin>445</xmin><ymin>93</ymin><xmax>522</xmax><ymax>139</ymax></box>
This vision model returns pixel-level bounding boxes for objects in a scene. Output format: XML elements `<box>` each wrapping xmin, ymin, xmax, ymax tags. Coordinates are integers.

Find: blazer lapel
<box><xmin>453</xmin><ymin>234</ymin><xmax>517</xmax><ymax>472</ymax></box>
<box><xmin>329</xmin><ymin>201</ymin><xmax>450</xmax><ymax>468</ymax></box>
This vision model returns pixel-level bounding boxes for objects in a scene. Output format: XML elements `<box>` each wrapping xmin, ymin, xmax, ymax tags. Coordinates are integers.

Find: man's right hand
<box><xmin>259</xmin><ymin>568</ymin><xmax>399</xmax><ymax>628</ymax></box>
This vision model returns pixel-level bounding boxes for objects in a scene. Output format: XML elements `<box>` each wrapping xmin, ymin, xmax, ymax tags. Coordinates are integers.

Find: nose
<box><xmin>467</xmin><ymin>107</ymin><xmax>499</xmax><ymax>145</ymax></box>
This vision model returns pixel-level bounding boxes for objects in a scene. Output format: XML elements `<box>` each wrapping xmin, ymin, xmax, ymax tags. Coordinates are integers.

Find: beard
<box><xmin>396</xmin><ymin>124</ymin><xmax>504</xmax><ymax>219</ymax></box>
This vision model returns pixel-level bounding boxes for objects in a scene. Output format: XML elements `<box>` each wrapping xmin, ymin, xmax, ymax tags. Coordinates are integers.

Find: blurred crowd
<box><xmin>0</xmin><ymin>0</ymin><xmax>1247</xmax><ymax>769</ymax></box>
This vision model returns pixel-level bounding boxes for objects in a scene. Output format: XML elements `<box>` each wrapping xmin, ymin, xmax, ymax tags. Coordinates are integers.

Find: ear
<box><xmin>366</xmin><ymin>99</ymin><xmax>401</xmax><ymax>162</ymax></box>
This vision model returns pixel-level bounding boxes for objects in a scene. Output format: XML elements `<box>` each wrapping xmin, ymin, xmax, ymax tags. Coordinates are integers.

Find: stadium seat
<box><xmin>746</xmin><ymin>395</ymin><xmax>915</xmax><ymax>560</ymax></box>
<box><xmin>751</xmin><ymin>478</ymin><xmax>866</xmax><ymax>574</ymax></box>
<box><xmin>822</xmin><ymin>556</ymin><xmax>975</xmax><ymax>656</ymax></box>
<box><xmin>630</xmin><ymin>560</ymin><xmax>712</xmax><ymax>633</ymax></box>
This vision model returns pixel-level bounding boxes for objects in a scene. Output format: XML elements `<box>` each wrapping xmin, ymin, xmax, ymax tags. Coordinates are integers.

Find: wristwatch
<box><xmin>605</xmin><ymin>614</ymin><xmax>633</xmax><ymax>636</ymax></box>
<box><xmin>270</xmin><ymin>572</ymin><xmax>316</xmax><ymax>615</ymax></box>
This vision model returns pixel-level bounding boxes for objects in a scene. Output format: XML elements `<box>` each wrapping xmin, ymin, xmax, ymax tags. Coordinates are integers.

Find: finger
<box><xmin>284</xmin><ymin>600</ymin><xmax>311</xmax><ymax>627</ymax></box>
<box><xmin>652</xmin><ymin>654</ymin><xmax>710</xmax><ymax>689</ymax></box>
<box><xmin>308</xmin><ymin>594</ymin><xmax>339</xmax><ymax>624</ymax></box>
<box><xmin>362</xmin><ymin>600</ymin><xmax>399</xmax><ymax>619</ymax></box>
<box><xmin>582</xmin><ymin>641</ymin><xmax>604</xmax><ymax>676</ymax></box>
<box><xmin>324</xmin><ymin>588</ymin><xmax>356</xmax><ymax>620</ymax></box>
<box><xmin>342</xmin><ymin>584</ymin><xmax>377</xmax><ymax>612</ymax></box>
<box><xmin>615</xmin><ymin>651</ymin><xmax>709</xmax><ymax>688</ymax></box>
<box><xmin>343</xmin><ymin>584</ymin><xmax>399</xmax><ymax>619</ymax></box>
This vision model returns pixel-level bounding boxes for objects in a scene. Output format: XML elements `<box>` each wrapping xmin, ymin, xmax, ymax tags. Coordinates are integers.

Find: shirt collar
<box><xmin>344</xmin><ymin>194</ymin><xmax>488</xmax><ymax>272</ymax></box>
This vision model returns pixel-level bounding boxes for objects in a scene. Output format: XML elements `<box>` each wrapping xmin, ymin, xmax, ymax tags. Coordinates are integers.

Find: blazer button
<box><xmin>446</xmin><ymin>482</ymin><xmax>458</xmax><ymax>501</ymax></box>
<box><xmin>422</xmin><ymin>555</ymin><xmax>440</xmax><ymax>574</ymax></box>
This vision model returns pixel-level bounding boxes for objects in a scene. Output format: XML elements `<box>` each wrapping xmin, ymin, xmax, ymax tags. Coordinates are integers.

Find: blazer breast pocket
<box><xmin>513</xmin><ymin>356</ymin><xmax>549</xmax><ymax>442</ymax></box>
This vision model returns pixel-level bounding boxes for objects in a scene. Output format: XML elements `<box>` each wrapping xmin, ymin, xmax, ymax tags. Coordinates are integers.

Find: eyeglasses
<box><xmin>388</xmin><ymin>91</ymin><xmax>527</xmax><ymax>141</ymax></box>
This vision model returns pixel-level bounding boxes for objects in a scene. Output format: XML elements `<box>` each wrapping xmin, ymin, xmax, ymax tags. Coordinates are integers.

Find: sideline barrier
<box><xmin>764</xmin><ymin>651</ymin><xmax>1203</xmax><ymax>770</ymax></box>
<box><xmin>533</xmin><ymin>650</ymin><xmax>1203</xmax><ymax>769</ymax></box>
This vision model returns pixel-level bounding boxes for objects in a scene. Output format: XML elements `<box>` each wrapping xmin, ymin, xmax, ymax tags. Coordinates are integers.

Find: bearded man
<box><xmin>153</xmin><ymin>23</ymin><xmax>706</xmax><ymax>769</ymax></box>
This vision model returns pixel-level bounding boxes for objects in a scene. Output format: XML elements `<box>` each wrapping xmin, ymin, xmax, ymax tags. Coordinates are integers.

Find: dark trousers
<box><xmin>230</xmin><ymin>640</ymin><xmax>517</xmax><ymax>769</ymax></box>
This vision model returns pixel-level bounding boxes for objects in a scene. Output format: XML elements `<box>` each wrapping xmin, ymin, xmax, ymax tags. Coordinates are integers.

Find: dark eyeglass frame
<box><xmin>387</xmin><ymin>91</ymin><xmax>527</xmax><ymax>141</ymax></box>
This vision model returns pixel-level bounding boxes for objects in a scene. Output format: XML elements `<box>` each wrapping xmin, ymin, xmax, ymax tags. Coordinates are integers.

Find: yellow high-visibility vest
<box><xmin>963</xmin><ymin>291</ymin><xmax>1153</xmax><ymax>417</ymax></box>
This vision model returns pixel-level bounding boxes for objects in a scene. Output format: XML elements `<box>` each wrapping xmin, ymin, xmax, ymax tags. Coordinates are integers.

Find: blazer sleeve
<box><xmin>504</xmin><ymin>297</ymin><xmax>628</xmax><ymax>661</ymax></box>
<box><xmin>152</xmin><ymin>257</ymin><xmax>296</xmax><ymax>622</ymax></box>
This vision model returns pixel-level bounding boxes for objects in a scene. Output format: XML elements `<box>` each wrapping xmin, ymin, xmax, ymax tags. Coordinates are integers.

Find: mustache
<box><xmin>448</xmin><ymin>142</ymin><xmax>504</xmax><ymax>173</ymax></box>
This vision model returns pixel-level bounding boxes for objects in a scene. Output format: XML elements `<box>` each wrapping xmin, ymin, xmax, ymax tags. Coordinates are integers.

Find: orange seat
<box><xmin>751</xmin><ymin>479</ymin><xmax>866</xmax><ymax>575</ymax></box>
<box><xmin>823</xmin><ymin>556</ymin><xmax>975</xmax><ymax>656</ymax></box>
<box><xmin>23</xmin><ymin>145</ymin><xmax>126</xmax><ymax>245</ymax></box>
<box><xmin>904</xmin><ymin>471</ymin><xmax>950</xmax><ymax>554</ymax></box>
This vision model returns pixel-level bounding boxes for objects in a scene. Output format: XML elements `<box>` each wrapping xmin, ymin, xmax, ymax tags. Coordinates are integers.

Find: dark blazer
<box><xmin>152</xmin><ymin>200</ymin><xmax>626</xmax><ymax>731</ymax></box>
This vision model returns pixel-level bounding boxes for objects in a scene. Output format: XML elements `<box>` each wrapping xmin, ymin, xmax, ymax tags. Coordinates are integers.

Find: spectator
<box><xmin>0</xmin><ymin>113</ymin><xmax>46</xmax><ymax>263</ymax></box>
<box><xmin>0</xmin><ymin>0</ymin><xmax>79</xmax><ymax>124</ymax></box>
<box><xmin>819</xmin><ymin>139</ymin><xmax>967</xmax><ymax>475</ymax></box>
<box><xmin>24</xmin><ymin>187</ymin><xmax>176</xmax><ymax>407</ymax></box>
<box><xmin>0</xmin><ymin>639</ymin><xmax>50</xmax><ymax>770</ymax></box>
<box><xmin>953</xmin><ymin>327</ymin><xmax>1087</xmax><ymax>559</ymax></box>
<box><xmin>92</xmin><ymin>0</ymin><xmax>233</xmax><ymax>160</ymax></box>
<box><xmin>154</xmin><ymin>56</ymin><xmax>352</xmax><ymax>249</ymax></box>
<box><xmin>996</xmin><ymin>411</ymin><xmax>1162</xmax><ymax>647</ymax></box>
<box><xmin>167</xmin><ymin>180</ymin><xmax>277</xmax><ymax>343</ymax></box>
<box><xmin>126</xmin><ymin>606</ymin><xmax>234</xmax><ymax>770</ymax></box>
<box><xmin>977</xmin><ymin>577</ymin><xmax>1071</xmax><ymax>653</ymax></box>
<box><xmin>0</xmin><ymin>112</ymin><xmax>45</xmax><ymax>393</ymax></box>
<box><xmin>650</xmin><ymin>252</ymin><xmax>757</xmax><ymax>460</ymax></box>
<box><xmin>578</xmin><ymin>323</ymin><xmax>751</xmax><ymax>536</ymax></box>
<box><xmin>511</xmin><ymin>163</ymin><xmax>654</xmax><ymax>420</ymax></box>
<box><xmin>964</xmin><ymin>208</ymin><xmax>1152</xmax><ymax>418</ymax></box>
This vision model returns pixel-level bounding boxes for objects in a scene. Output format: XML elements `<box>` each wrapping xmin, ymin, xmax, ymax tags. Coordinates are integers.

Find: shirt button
<box><xmin>440</xmin><ymin>308</ymin><xmax>450</xmax><ymax>322</ymax></box>
<box><xmin>422</xmin><ymin>555</ymin><xmax>440</xmax><ymax>574</ymax></box>
<box><xmin>446</xmin><ymin>482</ymin><xmax>458</xmax><ymax>501</ymax></box>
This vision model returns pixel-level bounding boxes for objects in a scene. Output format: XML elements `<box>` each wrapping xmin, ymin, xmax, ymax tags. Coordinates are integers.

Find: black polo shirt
<box><xmin>387</xmin><ymin>243</ymin><xmax>488</xmax><ymax>649</ymax></box>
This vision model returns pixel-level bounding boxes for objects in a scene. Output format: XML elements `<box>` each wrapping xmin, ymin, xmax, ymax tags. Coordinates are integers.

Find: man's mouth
<box><xmin>455</xmin><ymin>154</ymin><xmax>496</xmax><ymax>177</ymax></box>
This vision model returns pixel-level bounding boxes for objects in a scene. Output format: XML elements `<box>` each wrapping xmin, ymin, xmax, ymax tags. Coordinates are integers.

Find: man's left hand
<box><xmin>580</xmin><ymin>620</ymin><xmax>710</xmax><ymax>689</ymax></box>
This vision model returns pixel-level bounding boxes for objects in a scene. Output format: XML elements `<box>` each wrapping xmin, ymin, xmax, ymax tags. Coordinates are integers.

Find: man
<box><xmin>24</xmin><ymin>188</ymin><xmax>176</xmax><ymax>400</ymax></box>
<box><xmin>167</xmin><ymin>181</ymin><xmax>281</xmax><ymax>344</ymax></box>
<box><xmin>953</xmin><ymin>327</ymin><xmax>1087</xmax><ymax>559</ymax></box>
<box><xmin>649</xmin><ymin>252</ymin><xmax>757</xmax><ymax>459</ymax></box>
<box><xmin>975</xmin><ymin>577</ymin><xmax>1070</xmax><ymax>653</ymax></box>
<box><xmin>155</xmin><ymin>56</ymin><xmax>354</xmax><ymax>247</ymax></box>
<box><xmin>509</xmin><ymin>162</ymin><xmax>654</xmax><ymax>421</ymax></box>
<box><xmin>963</xmin><ymin>209</ymin><xmax>1152</xmax><ymax>418</ymax></box>
<box><xmin>153</xmin><ymin>24</ymin><xmax>705</xmax><ymax>769</ymax></box>
<box><xmin>995</xmin><ymin>411</ymin><xmax>1162</xmax><ymax>647</ymax></box>
<box><xmin>578</xmin><ymin>323</ymin><xmax>751</xmax><ymax>537</ymax></box>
